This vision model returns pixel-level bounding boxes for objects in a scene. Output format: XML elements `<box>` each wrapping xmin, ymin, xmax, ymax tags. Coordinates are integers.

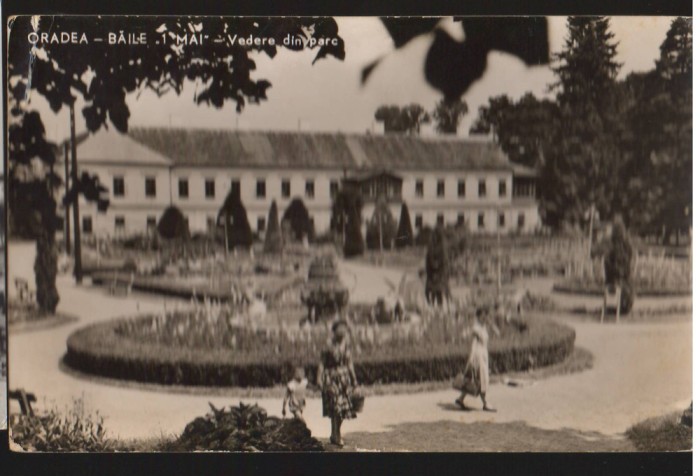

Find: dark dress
<box><xmin>321</xmin><ymin>340</ymin><xmax>357</xmax><ymax>420</ymax></box>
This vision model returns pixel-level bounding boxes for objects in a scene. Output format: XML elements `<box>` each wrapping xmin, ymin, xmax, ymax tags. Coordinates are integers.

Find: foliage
<box><xmin>366</xmin><ymin>18</ymin><xmax>549</xmax><ymax>102</ymax></box>
<box><xmin>282</xmin><ymin>198</ymin><xmax>314</xmax><ymax>242</ymax></box>
<box><xmin>432</xmin><ymin>98</ymin><xmax>469</xmax><ymax>134</ymax></box>
<box><xmin>10</xmin><ymin>398</ymin><xmax>113</xmax><ymax>452</ymax></box>
<box><xmin>374</xmin><ymin>104</ymin><xmax>431</xmax><ymax>135</ymax></box>
<box><xmin>604</xmin><ymin>219</ymin><xmax>633</xmax><ymax>285</ymax></box>
<box><xmin>394</xmin><ymin>202</ymin><xmax>414</xmax><ymax>249</ymax></box>
<box><xmin>166</xmin><ymin>402</ymin><xmax>323</xmax><ymax>452</ymax></box>
<box><xmin>219</xmin><ymin>190</ymin><xmax>253</xmax><ymax>249</ymax></box>
<box><xmin>157</xmin><ymin>206</ymin><xmax>190</xmax><ymax>240</ymax></box>
<box><xmin>343</xmin><ymin>203</ymin><xmax>365</xmax><ymax>258</ymax></box>
<box><xmin>365</xmin><ymin>200</ymin><xmax>397</xmax><ymax>251</ymax></box>
<box><xmin>425</xmin><ymin>228</ymin><xmax>450</xmax><ymax>305</ymax></box>
<box><xmin>625</xmin><ymin>411</ymin><xmax>692</xmax><ymax>452</ymax></box>
<box><xmin>470</xmin><ymin>93</ymin><xmax>558</xmax><ymax>168</ymax></box>
<box><xmin>65</xmin><ymin>307</ymin><xmax>574</xmax><ymax>387</ymax></box>
<box><xmin>263</xmin><ymin>200</ymin><xmax>283</xmax><ymax>253</ymax></box>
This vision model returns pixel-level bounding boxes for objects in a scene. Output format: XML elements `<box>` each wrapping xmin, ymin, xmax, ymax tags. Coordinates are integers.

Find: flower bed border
<box><xmin>65</xmin><ymin>315</ymin><xmax>575</xmax><ymax>387</ymax></box>
<box><xmin>553</xmin><ymin>282</ymin><xmax>691</xmax><ymax>297</ymax></box>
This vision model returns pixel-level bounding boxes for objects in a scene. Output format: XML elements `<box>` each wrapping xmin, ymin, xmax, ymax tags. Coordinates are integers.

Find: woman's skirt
<box><xmin>321</xmin><ymin>367</ymin><xmax>357</xmax><ymax>420</ymax></box>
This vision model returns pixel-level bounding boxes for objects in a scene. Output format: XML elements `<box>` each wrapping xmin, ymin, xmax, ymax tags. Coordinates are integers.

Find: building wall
<box><xmin>68</xmin><ymin>161</ymin><xmax>540</xmax><ymax>238</ymax></box>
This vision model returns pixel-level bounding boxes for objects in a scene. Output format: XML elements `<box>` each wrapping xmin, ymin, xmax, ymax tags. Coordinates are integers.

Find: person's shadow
<box><xmin>437</xmin><ymin>402</ymin><xmax>477</xmax><ymax>412</ymax></box>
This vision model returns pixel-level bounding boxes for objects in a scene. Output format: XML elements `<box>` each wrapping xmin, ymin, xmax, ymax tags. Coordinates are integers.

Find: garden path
<box><xmin>6</xmin><ymin>242</ymin><xmax>693</xmax><ymax>449</ymax></box>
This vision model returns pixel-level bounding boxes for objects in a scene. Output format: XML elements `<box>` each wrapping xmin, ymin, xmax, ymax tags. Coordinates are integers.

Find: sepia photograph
<box><xmin>5</xmin><ymin>14</ymin><xmax>692</xmax><ymax>453</ymax></box>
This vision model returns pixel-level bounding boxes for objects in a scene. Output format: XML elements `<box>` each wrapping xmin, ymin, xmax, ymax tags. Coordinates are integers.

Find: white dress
<box><xmin>466</xmin><ymin>322</ymin><xmax>490</xmax><ymax>393</ymax></box>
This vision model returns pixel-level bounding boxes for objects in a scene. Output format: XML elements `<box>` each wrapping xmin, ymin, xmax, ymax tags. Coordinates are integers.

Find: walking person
<box><xmin>317</xmin><ymin>319</ymin><xmax>358</xmax><ymax>447</ymax></box>
<box><xmin>282</xmin><ymin>366</ymin><xmax>309</xmax><ymax>423</ymax></box>
<box><xmin>455</xmin><ymin>306</ymin><xmax>499</xmax><ymax>412</ymax></box>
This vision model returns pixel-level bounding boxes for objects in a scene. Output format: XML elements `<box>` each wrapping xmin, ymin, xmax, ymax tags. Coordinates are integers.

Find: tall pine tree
<box><xmin>542</xmin><ymin>17</ymin><xmax>623</xmax><ymax>229</ymax></box>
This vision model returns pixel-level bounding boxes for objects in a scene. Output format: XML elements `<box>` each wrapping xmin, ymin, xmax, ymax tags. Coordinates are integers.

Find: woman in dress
<box><xmin>456</xmin><ymin>306</ymin><xmax>499</xmax><ymax>412</ymax></box>
<box><xmin>317</xmin><ymin>319</ymin><xmax>358</xmax><ymax>447</ymax></box>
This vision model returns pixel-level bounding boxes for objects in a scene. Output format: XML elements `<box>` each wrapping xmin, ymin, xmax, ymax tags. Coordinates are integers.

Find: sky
<box><xmin>27</xmin><ymin>16</ymin><xmax>676</xmax><ymax>143</ymax></box>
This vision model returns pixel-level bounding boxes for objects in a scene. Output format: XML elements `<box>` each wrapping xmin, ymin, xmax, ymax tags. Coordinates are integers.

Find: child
<box><xmin>282</xmin><ymin>367</ymin><xmax>308</xmax><ymax>422</ymax></box>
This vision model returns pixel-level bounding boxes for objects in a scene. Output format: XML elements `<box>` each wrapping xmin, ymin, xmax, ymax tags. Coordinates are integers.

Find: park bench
<box><xmin>600</xmin><ymin>284</ymin><xmax>621</xmax><ymax>324</ymax></box>
<box><xmin>14</xmin><ymin>278</ymin><xmax>34</xmax><ymax>304</ymax></box>
<box><xmin>109</xmin><ymin>272</ymin><xmax>135</xmax><ymax>296</ymax></box>
<box><xmin>9</xmin><ymin>388</ymin><xmax>37</xmax><ymax>416</ymax></box>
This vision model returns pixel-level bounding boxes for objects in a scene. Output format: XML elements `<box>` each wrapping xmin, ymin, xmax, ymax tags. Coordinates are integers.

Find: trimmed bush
<box><xmin>65</xmin><ymin>314</ymin><xmax>574</xmax><ymax>387</ymax></box>
<box><xmin>395</xmin><ymin>202</ymin><xmax>414</xmax><ymax>249</ymax></box>
<box><xmin>343</xmin><ymin>205</ymin><xmax>365</xmax><ymax>258</ymax></box>
<box><xmin>282</xmin><ymin>198</ymin><xmax>314</xmax><ymax>242</ymax></box>
<box><xmin>425</xmin><ymin>227</ymin><xmax>450</xmax><ymax>305</ymax></box>
<box><xmin>219</xmin><ymin>191</ymin><xmax>252</xmax><ymax>249</ymax></box>
<box><xmin>157</xmin><ymin>206</ymin><xmax>190</xmax><ymax>240</ymax></box>
<box><xmin>264</xmin><ymin>201</ymin><xmax>283</xmax><ymax>253</ymax></box>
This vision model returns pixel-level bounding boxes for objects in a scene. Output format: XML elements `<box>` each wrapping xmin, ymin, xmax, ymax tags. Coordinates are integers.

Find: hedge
<box><xmin>553</xmin><ymin>282</ymin><xmax>691</xmax><ymax>297</ymax></box>
<box><xmin>65</xmin><ymin>315</ymin><xmax>575</xmax><ymax>387</ymax></box>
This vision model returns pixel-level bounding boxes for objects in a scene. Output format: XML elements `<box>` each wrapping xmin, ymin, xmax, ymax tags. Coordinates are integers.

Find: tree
<box><xmin>157</xmin><ymin>206</ymin><xmax>190</xmax><ymax>240</ymax></box>
<box><xmin>540</xmin><ymin>16</ymin><xmax>624</xmax><ymax>229</ymax></box>
<box><xmin>343</xmin><ymin>205</ymin><xmax>365</xmax><ymax>258</ymax></box>
<box><xmin>263</xmin><ymin>200</ymin><xmax>283</xmax><ymax>253</ymax></box>
<box><xmin>282</xmin><ymin>198</ymin><xmax>314</xmax><ymax>242</ymax></box>
<box><xmin>395</xmin><ymin>202</ymin><xmax>414</xmax><ymax>248</ymax></box>
<box><xmin>432</xmin><ymin>98</ymin><xmax>468</xmax><ymax>134</ymax></box>
<box><xmin>604</xmin><ymin>216</ymin><xmax>634</xmax><ymax>314</ymax></box>
<box><xmin>470</xmin><ymin>93</ymin><xmax>558</xmax><ymax>168</ymax></box>
<box><xmin>218</xmin><ymin>191</ymin><xmax>252</xmax><ymax>250</ymax></box>
<box><xmin>8</xmin><ymin>16</ymin><xmax>344</xmax><ymax>311</ymax></box>
<box><xmin>365</xmin><ymin>200</ymin><xmax>397</xmax><ymax>251</ymax></box>
<box><xmin>331</xmin><ymin>188</ymin><xmax>363</xmax><ymax>237</ymax></box>
<box><xmin>364</xmin><ymin>18</ymin><xmax>549</xmax><ymax>102</ymax></box>
<box><xmin>425</xmin><ymin>227</ymin><xmax>450</xmax><ymax>306</ymax></box>
<box><xmin>374</xmin><ymin>104</ymin><xmax>430</xmax><ymax>134</ymax></box>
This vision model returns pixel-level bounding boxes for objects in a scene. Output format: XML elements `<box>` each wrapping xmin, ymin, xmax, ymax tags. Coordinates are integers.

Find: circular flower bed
<box><xmin>65</xmin><ymin>311</ymin><xmax>575</xmax><ymax>387</ymax></box>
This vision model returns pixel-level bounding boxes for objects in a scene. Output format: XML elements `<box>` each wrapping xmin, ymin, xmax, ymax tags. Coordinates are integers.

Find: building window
<box><xmin>499</xmin><ymin>179</ymin><xmax>507</xmax><ymax>197</ymax></box>
<box><xmin>330</xmin><ymin>180</ymin><xmax>339</xmax><ymax>197</ymax></box>
<box><xmin>436</xmin><ymin>213</ymin><xmax>444</xmax><ymax>227</ymax></box>
<box><xmin>231</xmin><ymin>180</ymin><xmax>241</xmax><ymax>199</ymax></box>
<box><xmin>113</xmin><ymin>176</ymin><xmax>125</xmax><ymax>197</ymax></box>
<box><xmin>457</xmin><ymin>213</ymin><xmax>465</xmax><ymax>226</ymax></box>
<box><xmin>477</xmin><ymin>212</ymin><xmax>485</xmax><ymax>229</ymax></box>
<box><xmin>145</xmin><ymin>177</ymin><xmax>156</xmax><ymax>198</ymax></box>
<box><xmin>457</xmin><ymin>180</ymin><xmax>466</xmax><ymax>198</ymax></box>
<box><xmin>257</xmin><ymin>217</ymin><xmax>266</xmax><ymax>233</ymax></box>
<box><xmin>478</xmin><ymin>180</ymin><xmax>487</xmax><ymax>198</ymax></box>
<box><xmin>256</xmin><ymin>179</ymin><xmax>266</xmax><ymax>199</ymax></box>
<box><xmin>517</xmin><ymin>213</ymin><xmax>525</xmax><ymax>229</ymax></box>
<box><xmin>305</xmin><ymin>180</ymin><xmax>315</xmax><ymax>199</ymax></box>
<box><xmin>499</xmin><ymin>212</ymin><xmax>506</xmax><ymax>227</ymax></box>
<box><xmin>436</xmin><ymin>180</ymin><xmax>445</xmax><ymax>198</ymax></box>
<box><xmin>415</xmin><ymin>214</ymin><xmax>423</xmax><ymax>229</ymax></box>
<box><xmin>178</xmin><ymin>178</ymin><xmax>189</xmax><ymax>198</ymax></box>
<box><xmin>115</xmin><ymin>216</ymin><xmax>126</xmax><ymax>232</ymax></box>
<box><xmin>82</xmin><ymin>216</ymin><xmax>93</xmax><ymax>234</ymax></box>
<box><xmin>415</xmin><ymin>180</ymin><xmax>424</xmax><ymax>198</ymax></box>
<box><xmin>205</xmin><ymin>179</ymin><xmax>216</xmax><ymax>199</ymax></box>
<box><xmin>147</xmin><ymin>216</ymin><xmax>157</xmax><ymax>232</ymax></box>
<box><xmin>281</xmin><ymin>179</ymin><xmax>291</xmax><ymax>198</ymax></box>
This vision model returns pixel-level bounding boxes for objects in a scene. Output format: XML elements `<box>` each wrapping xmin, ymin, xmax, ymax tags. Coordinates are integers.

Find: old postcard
<box><xmin>5</xmin><ymin>15</ymin><xmax>692</xmax><ymax>452</ymax></box>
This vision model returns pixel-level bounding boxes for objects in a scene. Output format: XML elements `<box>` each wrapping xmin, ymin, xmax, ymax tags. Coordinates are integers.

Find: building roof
<box><xmin>69</xmin><ymin>127</ymin><xmax>172</xmax><ymax>166</ymax></box>
<box><xmin>127</xmin><ymin>127</ymin><xmax>516</xmax><ymax>172</ymax></box>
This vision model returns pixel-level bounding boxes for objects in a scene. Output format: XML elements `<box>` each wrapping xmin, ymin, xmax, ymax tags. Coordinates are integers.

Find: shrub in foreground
<box><xmin>10</xmin><ymin>399</ymin><xmax>113</xmax><ymax>452</ymax></box>
<box><xmin>163</xmin><ymin>402</ymin><xmax>323</xmax><ymax>452</ymax></box>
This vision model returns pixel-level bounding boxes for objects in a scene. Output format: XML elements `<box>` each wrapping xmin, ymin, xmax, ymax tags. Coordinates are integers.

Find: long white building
<box><xmin>61</xmin><ymin>127</ymin><xmax>540</xmax><ymax>239</ymax></box>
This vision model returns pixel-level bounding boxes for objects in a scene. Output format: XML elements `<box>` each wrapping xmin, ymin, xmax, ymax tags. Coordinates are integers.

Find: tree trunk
<box><xmin>34</xmin><ymin>230</ymin><xmax>59</xmax><ymax>314</ymax></box>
